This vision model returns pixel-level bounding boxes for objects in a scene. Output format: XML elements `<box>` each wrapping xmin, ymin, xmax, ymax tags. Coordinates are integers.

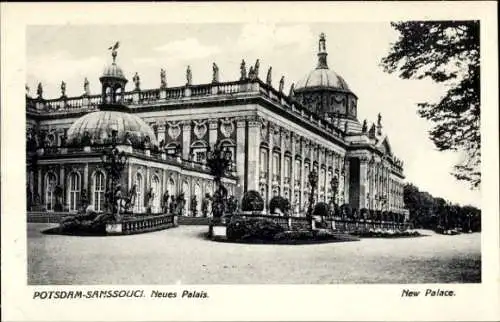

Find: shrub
<box><xmin>226</xmin><ymin>217</ymin><xmax>284</xmax><ymax>241</ymax></box>
<box><xmin>241</xmin><ymin>190</ymin><xmax>264</xmax><ymax>212</ymax></box>
<box><xmin>269</xmin><ymin>196</ymin><xmax>290</xmax><ymax>215</ymax></box>
<box><xmin>312</xmin><ymin>202</ymin><xmax>330</xmax><ymax>217</ymax></box>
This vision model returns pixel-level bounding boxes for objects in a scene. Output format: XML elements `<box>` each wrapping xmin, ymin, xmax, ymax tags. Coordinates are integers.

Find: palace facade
<box><xmin>26</xmin><ymin>33</ymin><xmax>408</xmax><ymax>218</ymax></box>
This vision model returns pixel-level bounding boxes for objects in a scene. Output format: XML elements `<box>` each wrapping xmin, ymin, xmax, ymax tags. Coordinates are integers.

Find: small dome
<box><xmin>101</xmin><ymin>62</ymin><xmax>126</xmax><ymax>80</ymax></box>
<box><xmin>67</xmin><ymin>111</ymin><xmax>158</xmax><ymax>147</ymax></box>
<box><xmin>295</xmin><ymin>68</ymin><xmax>351</xmax><ymax>91</ymax></box>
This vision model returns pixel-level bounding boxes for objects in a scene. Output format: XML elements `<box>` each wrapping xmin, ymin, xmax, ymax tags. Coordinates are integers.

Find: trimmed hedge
<box><xmin>241</xmin><ymin>190</ymin><xmax>265</xmax><ymax>212</ymax></box>
<box><xmin>226</xmin><ymin>217</ymin><xmax>284</xmax><ymax>241</ymax></box>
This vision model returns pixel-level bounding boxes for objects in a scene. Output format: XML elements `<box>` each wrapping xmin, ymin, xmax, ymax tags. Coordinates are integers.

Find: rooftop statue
<box><xmin>108</xmin><ymin>41</ymin><xmax>120</xmax><ymax>63</ymax></box>
<box><xmin>133</xmin><ymin>72</ymin><xmax>140</xmax><ymax>91</ymax></box>
<box><xmin>279</xmin><ymin>76</ymin><xmax>285</xmax><ymax>93</ymax></box>
<box><xmin>83</xmin><ymin>77</ymin><xmax>90</xmax><ymax>96</ymax></box>
<box><xmin>186</xmin><ymin>65</ymin><xmax>192</xmax><ymax>86</ymax></box>
<box><xmin>212</xmin><ymin>62</ymin><xmax>219</xmax><ymax>83</ymax></box>
<box><xmin>289</xmin><ymin>83</ymin><xmax>295</xmax><ymax>97</ymax></box>
<box><xmin>362</xmin><ymin>119</ymin><xmax>368</xmax><ymax>133</ymax></box>
<box><xmin>26</xmin><ymin>84</ymin><xmax>30</xmax><ymax>97</ymax></box>
<box><xmin>344</xmin><ymin>121</ymin><xmax>348</xmax><ymax>133</ymax></box>
<box><xmin>266</xmin><ymin>66</ymin><xmax>272</xmax><ymax>86</ymax></box>
<box><xmin>248</xmin><ymin>66</ymin><xmax>255</xmax><ymax>80</ymax></box>
<box><xmin>319</xmin><ymin>33</ymin><xmax>326</xmax><ymax>52</ymax></box>
<box><xmin>240</xmin><ymin>59</ymin><xmax>247</xmax><ymax>80</ymax></box>
<box><xmin>60</xmin><ymin>81</ymin><xmax>66</xmax><ymax>97</ymax></box>
<box><xmin>160</xmin><ymin>68</ymin><xmax>167</xmax><ymax>88</ymax></box>
<box><xmin>254</xmin><ymin>59</ymin><xmax>260</xmax><ymax>78</ymax></box>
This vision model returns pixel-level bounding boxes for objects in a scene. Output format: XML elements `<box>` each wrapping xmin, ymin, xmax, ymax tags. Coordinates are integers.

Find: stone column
<box><xmin>280</xmin><ymin>128</ymin><xmax>285</xmax><ymax>197</ymax></box>
<box><xmin>300</xmin><ymin>139</ymin><xmax>306</xmax><ymax>212</ymax></box>
<box><xmin>182</xmin><ymin>121</ymin><xmax>191</xmax><ymax>160</ymax></box>
<box><xmin>236</xmin><ymin>118</ymin><xmax>246</xmax><ymax>193</ymax></box>
<box><xmin>60</xmin><ymin>166</ymin><xmax>65</xmax><ymax>208</ymax></box>
<box><xmin>208</xmin><ymin>119</ymin><xmax>218</xmax><ymax>149</ymax></box>
<box><xmin>343</xmin><ymin>156</ymin><xmax>350</xmax><ymax>205</ymax></box>
<box><xmin>267</xmin><ymin>124</ymin><xmax>274</xmax><ymax>206</ymax></box>
<box><xmin>83</xmin><ymin>164</ymin><xmax>89</xmax><ymax>195</ymax></box>
<box><xmin>358</xmin><ymin>156</ymin><xmax>369</xmax><ymax>209</ymax></box>
<box><xmin>37</xmin><ymin>168</ymin><xmax>42</xmax><ymax>203</ymax></box>
<box><xmin>290</xmin><ymin>133</ymin><xmax>296</xmax><ymax>206</ymax></box>
<box><xmin>246</xmin><ymin>116</ymin><xmax>261</xmax><ymax>191</ymax></box>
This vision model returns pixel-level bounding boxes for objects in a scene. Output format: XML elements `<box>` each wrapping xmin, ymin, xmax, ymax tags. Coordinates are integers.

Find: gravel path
<box><xmin>28</xmin><ymin>224</ymin><xmax>481</xmax><ymax>284</ymax></box>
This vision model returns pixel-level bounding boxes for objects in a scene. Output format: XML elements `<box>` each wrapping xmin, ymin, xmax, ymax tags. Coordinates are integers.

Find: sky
<box><xmin>26</xmin><ymin>23</ymin><xmax>481</xmax><ymax>207</ymax></box>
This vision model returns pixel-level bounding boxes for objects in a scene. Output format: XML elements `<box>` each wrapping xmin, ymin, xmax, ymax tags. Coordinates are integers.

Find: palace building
<box><xmin>26</xmin><ymin>33</ymin><xmax>408</xmax><ymax>218</ymax></box>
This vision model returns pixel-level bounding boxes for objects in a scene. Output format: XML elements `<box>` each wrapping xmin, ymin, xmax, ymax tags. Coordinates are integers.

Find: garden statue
<box><xmin>227</xmin><ymin>195</ymin><xmax>238</xmax><ymax>215</ymax></box>
<box><xmin>83</xmin><ymin>77</ymin><xmax>90</xmax><ymax>96</ymax></box>
<box><xmin>145</xmin><ymin>187</ymin><xmax>154</xmax><ymax>214</ymax></box>
<box><xmin>239</xmin><ymin>59</ymin><xmax>247</xmax><ymax>80</ymax></box>
<box><xmin>176</xmin><ymin>193</ymin><xmax>186</xmax><ymax>216</ymax></box>
<box><xmin>212</xmin><ymin>62</ymin><xmax>219</xmax><ymax>83</ymax></box>
<box><xmin>80</xmin><ymin>189</ymin><xmax>89</xmax><ymax>211</ymax></box>
<box><xmin>202</xmin><ymin>193</ymin><xmax>210</xmax><ymax>217</ymax></box>
<box><xmin>279</xmin><ymin>76</ymin><xmax>285</xmax><ymax>93</ymax></box>
<box><xmin>133</xmin><ymin>72</ymin><xmax>141</xmax><ymax>91</ymax></box>
<box><xmin>160</xmin><ymin>68</ymin><xmax>167</xmax><ymax>88</ymax></box>
<box><xmin>190</xmin><ymin>196</ymin><xmax>198</xmax><ymax>217</ymax></box>
<box><xmin>54</xmin><ymin>185</ymin><xmax>64</xmax><ymax>212</ymax></box>
<box><xmin>186</xmin><ymin>65</ymin><xmax>192</xmax><ymax>86</ymax></box>
<box><xmin>169</xmin><ymin>195</ymin><xmax>176</xmax><ymax>214</ymax></box>
<box><xmin>162</xmin><ymin>190</ymin><xmax>170</xmax><ymax>213</ymax></box>
<box><xmin>266</xmin><ymin>67</ymin><xmax>272</xmax><ymax>86</ymax></box>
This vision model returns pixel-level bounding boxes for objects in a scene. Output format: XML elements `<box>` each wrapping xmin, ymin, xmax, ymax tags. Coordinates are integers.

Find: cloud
<box><xmin>153</xmin><ymin>38</ymin><xmax>221</xmax><ymax>61</ymax></box>
<box><xmin>27</xmin><ymin>50</ymin><xmax>106</xmax><ymax>97</ymax></box>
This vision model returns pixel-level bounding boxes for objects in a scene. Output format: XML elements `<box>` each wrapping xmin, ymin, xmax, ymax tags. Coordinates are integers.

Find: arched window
<box><xmin>68</xmin><ymin>172</ymin><xmax>81</xmax><ymax>212</ymax></box>
<box><xmin>191</xmin><ymin>141</ymin><xmax>207</xmax><ymax>163</ymax></box>
<box><xmin>135</xmin><ymin>173</ymin><xmax>144</xmax><ymax>213</ymax></box>
<box><xmin>93</xmin><ymin>171</ymin><xmax>106</xmax><ymax>212</ymax></box>
<box><xmin>45</xmin><ymin>173</ymin><xmax>57</xmax><ymax>211</ymax></box>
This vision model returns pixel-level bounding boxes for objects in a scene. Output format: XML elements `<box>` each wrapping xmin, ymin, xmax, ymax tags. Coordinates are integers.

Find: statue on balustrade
<box><xmin>289</xmin><ymin>83</ymin><xmax>295</xmax><ymax>97</ymax></box>
<box><xmin>248</xmin><ymin>66</ymin><xmax>255</xmax><ymax>80</ymax></box>
<box><xmin>37</xmin><ymin>82</ymin><xmax>43</xmax><ymax>98</ymax></box>
<box><xmin>83</xmin><ymin>77</ymin><xmax>90</xmax><ymax>96</ymax></box>
<box><xmin>266</xmin><ymin>67</ymin><xmax>272</xmax><ymax>86</ymax></box>
<box><xmin>362</xmin><ymin>119</ymin><xmax>368</xmax><ymax>133</ymax></box>
<box><xmin>212</xmin><ymin>63</ymin><xmax>219</xmax><ymax>83</ymax></box>
<box><xmin>240</xmin><ymin>59</ymin><xmax>247</xmax><ymax>80</ymax></box>
<box><xmin>60</xmin><ymin>81</ymin><xmax>66</xmax><ymax>97</ymax></box>
<box><xmin>254</xmin><ymin>59</ymin><xmax>260</xmax><ymax>78</ymax></box>
<box><xmin>279</xmin><ymin>76</ymin><xmax>285</xmax><ymax>93</ymax></box>
<box><xmin>344</xmin><ymin>121</ymin><xmax>348</xmax><ymax>133</ymax></box>
<box><xmin>186</xmin><ymin>65</ymin><xmax>192</xmax><ymax>86</ymax></box>
<box><xmin>60</xmin><ymin>134</ymin><xmax>67</xmax><ymax>147</ymax></box>
<box><xmin>160</xmin><ymin>68</ymin><xmax>167</xmax><ymax>88</ymax></box>
<box><xmin>162</xmin><ymin>190</ymin><xmax>170</xmax><ymax>213</ymax></box>
<box><xmin>133</xmin><ymin>72</ymin><xmax>141</xmax><ymax>91</ymax></box>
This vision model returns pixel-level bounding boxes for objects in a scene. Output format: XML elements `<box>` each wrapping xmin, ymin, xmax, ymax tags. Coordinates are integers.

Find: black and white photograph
<box><xmin>2</xmin><ymin>2</ymin><xmax>499</xmax><ymax>321</ymax></box>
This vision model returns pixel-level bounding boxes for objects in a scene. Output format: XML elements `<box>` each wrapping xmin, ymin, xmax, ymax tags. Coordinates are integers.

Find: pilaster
<box><xmin>182</xmin><ymin>121</ymin><xmax>191</xmax><ymax>159</ymax></box>
<box><xmin>246</xmin><ymin>116</ymin><xmax>261</xmax><ymax>192</ymax></box>
<box><xmin>236</xmin><ymin>118</ymin><xmax>246</xmax><ymax>192</ymax></box>
<box><xmin>359</xmin><ymin>156</ymin><xmax>369</xmax><ymax>209</ymax></box>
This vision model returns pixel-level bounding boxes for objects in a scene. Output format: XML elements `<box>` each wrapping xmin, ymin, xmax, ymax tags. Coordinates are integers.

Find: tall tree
<box><xmin>381</xmin><ymin>21</ymin><xmax>480</xmax><ymax>189</ymax></box>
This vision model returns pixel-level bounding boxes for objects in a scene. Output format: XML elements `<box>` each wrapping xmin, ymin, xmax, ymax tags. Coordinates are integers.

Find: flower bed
<box><xmin>351</xmin><ymin>228</ymin><xmax>422</xmax><ymax>238</ymax></box>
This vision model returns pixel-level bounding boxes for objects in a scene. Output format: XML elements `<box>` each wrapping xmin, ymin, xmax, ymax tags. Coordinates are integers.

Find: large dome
<box><xmin>67</xmin><ymin>111</ymin><xmax>158</xmax><ymax>147</ymax></box>
<box><xmin>295</xmin><ymin>68</ymin><xmax>351</xmax><ymax>91</ymax></box>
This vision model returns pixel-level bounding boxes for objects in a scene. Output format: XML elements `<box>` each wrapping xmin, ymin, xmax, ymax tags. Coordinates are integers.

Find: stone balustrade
<box><xmin>118</xmin><ymin>214</ymin><xmax>177</xmax><ymax>235</ymax></box>
<box><xmin>26</xmin><ymin>79</ymin><xmax>345</xmax><ymax>140</ymax></box>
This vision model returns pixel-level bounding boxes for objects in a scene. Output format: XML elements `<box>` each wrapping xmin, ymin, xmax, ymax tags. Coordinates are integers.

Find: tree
<box><xmin>381</xmin><ymin>21</ymin><xmax>480</xmax><ymax>189</ymax></box>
